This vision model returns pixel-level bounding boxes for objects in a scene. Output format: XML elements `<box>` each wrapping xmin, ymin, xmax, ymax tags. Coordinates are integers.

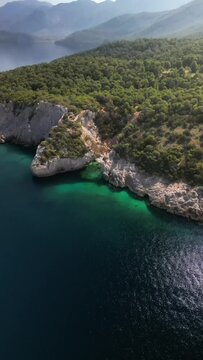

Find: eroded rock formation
<box><xmin>99</xmin><ymin>152</ymin><xmax>203</xmax><ymax>222</ymax></box>
<box><xmin>0</xmin><ymin>102</ymin><xmax>202</xmax><ymax>221</ymax></box>
<box><xmin>31</xmin><ymin>110</ymin><xmax>108</xmax><ymax>177</ymax></box>
<box><xmin>0</xmin><ymin>102</ymin><xmax>66</xmax><ymax>145</ymax></box>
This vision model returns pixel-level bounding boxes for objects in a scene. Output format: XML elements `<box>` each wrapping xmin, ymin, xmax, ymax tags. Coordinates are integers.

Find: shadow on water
<box><xmin>4</xmin><ymin>142</ymin><xmax>36</xmax><ymax>154</ymax></box>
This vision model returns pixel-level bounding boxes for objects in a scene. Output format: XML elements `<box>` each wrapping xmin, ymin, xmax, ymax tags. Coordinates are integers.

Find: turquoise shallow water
<box><xmin>0</xmin><ymin>144</ymin><xmax>202</xmax><ymax>360</ymax></box>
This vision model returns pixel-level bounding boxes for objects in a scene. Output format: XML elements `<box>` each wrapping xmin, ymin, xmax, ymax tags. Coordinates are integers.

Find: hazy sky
<box><xmin>49</xmin><ymin>0</ymin><xmax>104</xmax><ymax>2</ymax></box>
<box><xmin>0</xmin><ymin>0</ymin><xmax>105</xmax><ymax>4</ymax></box>
<box><xmin>0</xmin><ymin>0</ymin><xmax>190</xmax><ymax>6</ymax></box>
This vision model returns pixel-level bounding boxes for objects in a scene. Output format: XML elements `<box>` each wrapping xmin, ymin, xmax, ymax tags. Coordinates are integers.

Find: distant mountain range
<box><xmin>115</xmin><ymin>0</ymin><xmax>189</xmax><ymax>12</ymax></box>
<box><xmin>0</xmin><ymin>0</ymin><xmax>51</xmax><ymax>34</ymax></box>
<box><xmin>0</xmin><ymin>0</ymin><xmax>190</xmax><ymax>38</ymax></box>
<box><xmin>56</xmin><ymin>0</ymin><xmax>203</xmax><ymax>52</ymax></box>
<box><xmin>0</xmin><ymin>0</ymin><xmax>201</xmax><ymax>70</ymax></box>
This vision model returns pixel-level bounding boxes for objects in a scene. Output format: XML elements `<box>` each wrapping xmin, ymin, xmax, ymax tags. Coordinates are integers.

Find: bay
<box><xmin>0</xmin><ymin>42</ymin><xmax>72</xmax><ymax>71</ymax></box>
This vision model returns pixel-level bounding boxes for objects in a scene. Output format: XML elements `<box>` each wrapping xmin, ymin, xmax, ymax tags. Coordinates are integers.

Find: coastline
<box><xmin>0</xmin><ymin>101</ymin><xmax>202</xmax><ymax>222</ymax></box>
<box><xmin>98</xmin><ymin>152</ymin><xmax>203</xmax><ymax>223</ymax></box>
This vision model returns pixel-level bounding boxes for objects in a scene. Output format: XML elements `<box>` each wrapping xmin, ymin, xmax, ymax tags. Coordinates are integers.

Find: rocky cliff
<box><xmin>99</xmin><ymin>152</ymin><xmax>203</xmax><ymax>222</ymax></box>
<box><xmin>31</xmin><ymin>148</ymin><xmax>94</xmax><ymax>177</ymax></box>
<box><xmin>0</xmin><ymin>102</ymin><xmax>202</xmax><ymax>222</ymax></box>
<box><xmin>31</xmin><ymin>111</ymin><xmax>107</xmax><ymax>177</ymax></box>
<box><xmin>0</xmin><ymin>102</ymin><xmax>66</xmax><ymax>146</ymax></box>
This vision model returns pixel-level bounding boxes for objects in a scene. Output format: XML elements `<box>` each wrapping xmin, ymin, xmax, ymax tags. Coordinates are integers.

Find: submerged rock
<box><xmin>81</xmin><ymin>161</ymin><xmax>103</xmax><ymax>181</ymax></box>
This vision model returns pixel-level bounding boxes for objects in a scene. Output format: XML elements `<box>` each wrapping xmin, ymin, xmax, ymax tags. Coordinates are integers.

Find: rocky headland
<box><xmin>99</xmin><ymin>152</ymin><xmax>203</xmax><ymax>222</ymax></box>
<box><xmin>0</xmin><ymin>101</ymin><xmax>202</xmax><ymax>222</ymax></box>
<box><xmin>31</xmin><ymin>110</ymin><xmax>109</xmax><ymax>177</ymax></box>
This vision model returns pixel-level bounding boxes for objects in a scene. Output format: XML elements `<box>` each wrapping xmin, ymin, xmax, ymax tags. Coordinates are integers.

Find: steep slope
<box><xmin>57</xmin><ymin>0</ymin><xmax>203</xmax><ymax>52</ymax></box>
<box><xmin>0</xmin><ymin>102</ymin><xmax>66</xmax><ymax>145</ymax></box>
<box><xmin>140</xmin><ymin>0</ymin><xmax>203</xmax><ymax>37</ymax></box>
<box><xmin>0</xmin><ymin>0</ymin><xmax>51</xmax><ymax>32</ymax></box>
<box><xmin>56</xmin><ymin>12</ymin><xmax>166</xmax><ymax>52</ymax></box>
<box><xmin>0</xmin><ymin>0</ymin><xmax>120</xmax><ymax>37</ymax></box>
<box><xmin>182</xmin><ymin>24</ymin><xmax>203</xmax><ymax>37</ymax></box>
<box><xmin>0</xmin><ymin>0</ymin><xmax>191</xmax><ymax>38</ymax></box>
<box><xmin>35</xmin><ymin>0</ymin><xmax>118</xmax><ymax>37</ymax></box>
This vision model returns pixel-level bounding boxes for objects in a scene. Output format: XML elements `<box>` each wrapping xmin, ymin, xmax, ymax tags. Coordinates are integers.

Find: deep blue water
<box><xmin>0</xmin><ymin>144</ymin><xmax>202</xmax><ymax>360</ymax></box>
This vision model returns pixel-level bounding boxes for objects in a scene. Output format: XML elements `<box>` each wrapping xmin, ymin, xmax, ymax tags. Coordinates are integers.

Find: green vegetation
<box><xmin>39</xmin><ymin>115</ymin><xmax>87</xmax><ymax>163</ymax></box>
<box><xmin>0</xmin><ymin>38</ymin><xmax>203</xmax><ymax>185</ymax></box>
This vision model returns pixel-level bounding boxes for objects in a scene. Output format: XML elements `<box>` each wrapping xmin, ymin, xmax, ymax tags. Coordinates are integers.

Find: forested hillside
<box><xmin>0</xmin><ymin>38</ymin><xmax>203</xmax><ymax>185</ymax></box>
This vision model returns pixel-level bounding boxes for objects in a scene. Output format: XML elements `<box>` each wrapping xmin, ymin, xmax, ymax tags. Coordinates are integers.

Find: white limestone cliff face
<box><xmin>31</xmin><ymin>111</ymin><xmax>102</xmax><ymax>177</ymax></box>
<box><xmin>31</xmin><ymin>147</ymin><xmax>94</xmax><ymax>177</ymax></box>
<box><xmin>80</xmin><ymin>110</ymin><xmax>110</xmax><ymax>157</ymax></box>
<box><xmin>99</xmin><ymin>152</ymin><xmax>203</xmax><ymax>222</ymax></box>
<box><xmin>0</xmin><ymin>102</ymin><xmax>66</xmax><ymax>146</ymax></box>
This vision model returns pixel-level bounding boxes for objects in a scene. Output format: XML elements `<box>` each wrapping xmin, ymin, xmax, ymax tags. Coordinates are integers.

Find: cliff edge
<box><xmin>0</xmin><ymin>101</ymin><xmax>202</xmax><ymax>222</ymax></box>
<box><xmin>0</xmin><ymin>102</ymin><xmax>66</xmax><ymax>146</ymax></box>
<box><xmin>31</xmin><ymin>110</ymin><xmax>109</xmax><ymax>177</ymax></box>
<box><xmin>99</xmin><ymin>152</ymin><xmax>203</xmax><ymax>222</ymax></box>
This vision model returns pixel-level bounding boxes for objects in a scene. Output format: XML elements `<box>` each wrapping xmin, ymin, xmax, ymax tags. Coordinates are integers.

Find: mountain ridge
<box><xmin>0</xmin><ymin>0</ymin><xmax>191</xmax><ymax>38</ymax></box>
<box><xmin>56</xmin><ymin>0</ymin><xmax>203</xmax><ymax>52</ymax></box>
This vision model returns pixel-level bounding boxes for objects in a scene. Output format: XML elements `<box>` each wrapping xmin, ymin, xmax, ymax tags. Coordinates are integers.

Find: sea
<box><xmin>0</xmin><ymin>144</ymin><xmax>202</xmax><ymax>360</ymax></box>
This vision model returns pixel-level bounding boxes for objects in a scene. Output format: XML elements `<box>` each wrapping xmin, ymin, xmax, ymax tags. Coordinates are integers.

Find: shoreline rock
<box><xmin>0</xmin><ymin>102</ymin><xmax>202</xmax><ymax>222</ymax></box>
<box><xmin>0</xmin><ymin>101</ymin><xmax>66</xmax><ymax>146</ymax></box>
<box><xmin>98</xmin><ymin>152</ymin><xmax>203</xmax><ymax>223</ymax></box>
<box><xmin>31</xmin><ymin>147</ymin><xmax>94</xmax><ymax>177</ymax></box>
<box><xmin>31</xmin><ymin>110</ymin><xmax>108</xmax><ymax>177</ymax></box>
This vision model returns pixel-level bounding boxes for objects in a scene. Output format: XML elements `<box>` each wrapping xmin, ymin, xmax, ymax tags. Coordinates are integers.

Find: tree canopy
<box><xmin>0</xmin><ymin>38</ymin><xmax>203</xmax><ymax>185</ymax></box>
